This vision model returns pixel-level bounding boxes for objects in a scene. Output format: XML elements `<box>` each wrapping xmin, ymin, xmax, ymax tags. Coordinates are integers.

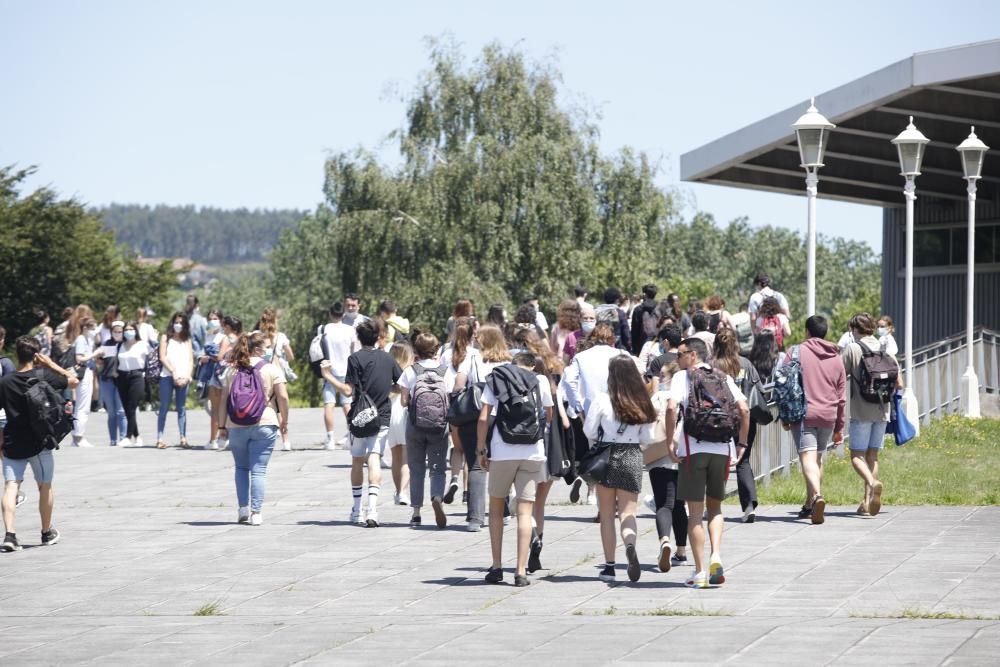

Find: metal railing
<box><xmin>910</xmin><ymin>327</ymin><xmax>1000</xmax><ymax>423</ymax></box>
<box><xmin>749</xmin><ymin>408</ymin><xmax>797</xmax><ymax>483</ymax></box>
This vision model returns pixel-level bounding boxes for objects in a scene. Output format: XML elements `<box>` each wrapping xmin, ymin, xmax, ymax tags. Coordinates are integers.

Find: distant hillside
<box><xmin>94</xmin><ymin>204</ymin><xmax>305</xmax><ymax>263</ymax></box>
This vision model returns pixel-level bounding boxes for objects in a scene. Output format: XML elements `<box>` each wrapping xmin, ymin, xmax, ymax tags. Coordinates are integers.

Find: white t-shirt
<box><xmin>115</xmin><ymin>340</ymin><xmax>150</xmax><ymax>372</ymax></box>
<box><xmin>321</xmin><ymin>322</ymin><xmax>358</xmax><ymax>376</ymax></box>
<box><xmin>264</xmin><ymin>332</ymin><xmax>290</xmax><ymax>362</ymax></box>
<box><xmin>669</xmin><ymin>364</ymin><xmax>745</xmax><ymax>457</ymax></box>
<box><xmin>398</xmin><ymin>358</ymin><xmax>453</xmax><ymax>394</ymax></box>
<box><xmin>582</xmin><ymin>393</ymin><xmax>656</xmax><ymax>445</ymax></box>
<box><xmin>748</xmin><ymin>286</ymin><xmax>790</xmax><ymax>319</ymax></box>
<box><xmin>481</xmin><ymin>372</ymin><xmax>554</xmax><ymax>462</ymax></box>
<box><xmin>440</xmin><ymin>347</ymin><xmax>482</xmax><ymax>389</ymax></box>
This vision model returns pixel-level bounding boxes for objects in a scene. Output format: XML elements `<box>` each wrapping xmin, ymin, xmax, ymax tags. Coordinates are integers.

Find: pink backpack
<box><xmin>227</xmin><ymin>360</ymin><xmax>268</xmax><ymax>425</ymax></box>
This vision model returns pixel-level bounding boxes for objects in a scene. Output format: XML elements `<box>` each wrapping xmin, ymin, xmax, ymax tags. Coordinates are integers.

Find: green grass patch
<box><xmin>193</xmin><ymin>601</ymin><xmax>225</xmax><ymax>616</ymax></box>
<box><xmin>630</xmin><ymin>607</ymin><xmax>730</xmax><ymax>617</ymax></box>
<box><xmin>851</xmin><ymin>608</ymin><xmax>1000</xmax><ymax>621</ymax></box>
<box><xmin>748</xmin><ymin>416</ymin><xmax>1000</xmax><ymax>506</ymax></box>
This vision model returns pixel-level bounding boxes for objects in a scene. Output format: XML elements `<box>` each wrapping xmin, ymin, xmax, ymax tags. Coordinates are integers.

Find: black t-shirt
<box><xmin>345</xmin><ymin>348</ymin><xmax>403</xmax><ymax>427</ymax></box>
<box><xmin>0</xmin><ymin>367</ymin><xmax>69</xmax><ymax>459</ymax></box>
<box><xmin>645</xmin><ymin>351</ymin><xmax>679</xmax><ymax>381</ymax></box>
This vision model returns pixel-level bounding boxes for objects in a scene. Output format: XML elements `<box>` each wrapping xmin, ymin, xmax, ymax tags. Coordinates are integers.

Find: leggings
<box><xmin>736</xmin><ymin>419</ymin><xmax>759</xmax><ymax>511</ymax></box>
<box><xmin>457</xmin><ymin>420</ymin><xmax>487</xmax><ymax>526</ymax></box>
<box><xmin>648</xmin><ymin>467</ymin><xmax>688</xmax><ymax>546</ymax></box>
<box><xmin>115</xmin><ymin>370</ymin><xmax>146</xmax><ymax>439</ymax></box>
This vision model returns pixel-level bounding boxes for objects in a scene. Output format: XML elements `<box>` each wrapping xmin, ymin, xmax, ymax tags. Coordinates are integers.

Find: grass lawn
<box><xmin>748</xmin><ymin>415</ymin><xmax>1000</xmax><ymax>506</ymax></box>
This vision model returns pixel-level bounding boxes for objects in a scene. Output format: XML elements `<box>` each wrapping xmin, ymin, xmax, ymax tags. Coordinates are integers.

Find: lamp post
<box><xmin>792</xmin><ymin>98</ymin><xmax>835</xmax><ymax>316</ymax></box>
<box><xmin>891</xmin><ymin>116</ymin><xmax>929</xmax><ymax>435</ymax></box>
<box><xmin>956</xmin><ymin>127</ymin><xmax>989</xmax><ymax>418</ymax></box>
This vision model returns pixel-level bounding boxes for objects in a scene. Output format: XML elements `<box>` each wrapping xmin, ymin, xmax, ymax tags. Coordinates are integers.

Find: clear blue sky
<box><xmin>3</xmin><ymin>1</ymin><xmax>997</xmax><ymax>252</ymax></box>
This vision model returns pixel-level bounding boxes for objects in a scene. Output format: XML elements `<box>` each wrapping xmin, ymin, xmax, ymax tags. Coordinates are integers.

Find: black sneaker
<box><xmin>514</xmin><ymin>574</ymin><xmax>530</xmax><ymax>587</ymax></box>
<box><xmin>1</xmin><ymin>533</ymin><xmax>21</xmax><ymax>552</ymax></box>
<box><xmin>443</xmin><ymin>480</ymin><xmax>459</xmax><ymax>504</ymax></box>
<box><xmin>41</xmin><ymin>528</ymin><xmax>61</xmax><ymax>546</ymax></box>
<box><xmin>671</xmin><ymin>553</ymin><xmax>688</xmax><ymax>566</ymax></box>
<box><xmin>432</xmin><ymin>498</ymin><xmax>447</xmax><ymax>529</ymax></box>
<box><xmin>569</xmin><ymin>477</ymin><xmax>583</xmax><ymax>503</ymax></box>
<box><xmin>797</xmin><ymin>505</ymin><xmax>813</xmax><ymax>520</ymax></box>
<box><xmin>409</xmin><ymin>515</ymin><xmax>422</xmax><ymax>528</ymax></box>
<box><xmin>598</xmin><ymin>564</ymin><xmax>616</xmax><ymax>582</ymax></box>
<box><xmin>15</xmin><ymin>492</ymin><xmax>26</xmax><ymax>508</ymax></box>
<box><xmin>528</xmin><ymin>537</ymin><xmax>543</xmax><ymax>573</ymax></box>
<box><xmin>485</xmin><ymin>567</ymin><xmax>503</xmax><ymax>584</ymax></box>
<box><xmin>625</xmin><ymin>544</ymin><xmax>641</xmax><ymax>582</ymax></box>
<box><xmin>462</xmin><ymin>490</ymin><xmax>468</xmax><ymax>504</ymax></box>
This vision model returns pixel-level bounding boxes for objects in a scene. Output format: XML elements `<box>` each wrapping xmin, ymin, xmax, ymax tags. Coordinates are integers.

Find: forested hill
<box><xmin>94</xmin><ymin>204</ymin><xmax>305</xmax><ymax>263</ymax></box>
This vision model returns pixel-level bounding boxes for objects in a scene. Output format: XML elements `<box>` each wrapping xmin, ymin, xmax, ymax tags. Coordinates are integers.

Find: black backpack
<box><xmin>683</xmin><ymin>366</ymin><xmax>739</xmax><ymax>442</ymax></box>
<box><xmin>346</xmin><ymin>372</ymin><xmax>381</xmax><ymax>438</ymax></box>
<box><xmin>854</xmin><ymin>342</ymin><xmax>898</xmax><ymax>404</ymax></box>
<box><xmin>708</xmin><ymin>312</ymin><xmax>722</xmax><ymax>334</ymax></box>
<box><xmin>489</xmin><ymin>365</ymin><xmax>545</xmax><ymax>445</ymax></box>
<box><xmin>25</xmin><ymin>371</ymin><xmax>74</xmax><ymax>450</ymax></box>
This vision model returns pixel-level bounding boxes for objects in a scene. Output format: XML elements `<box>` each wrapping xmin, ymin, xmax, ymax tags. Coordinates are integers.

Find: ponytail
<box><xmin>231</xmin><ymin>331</ymin><xmax>267</xmax><ymax>368</ymax></box>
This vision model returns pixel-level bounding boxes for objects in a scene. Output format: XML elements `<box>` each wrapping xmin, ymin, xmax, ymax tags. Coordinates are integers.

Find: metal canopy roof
<box><xmin>681</xmin><ymin>40</ymin><xmax>1000</xmax><ymax>207</ymax></box>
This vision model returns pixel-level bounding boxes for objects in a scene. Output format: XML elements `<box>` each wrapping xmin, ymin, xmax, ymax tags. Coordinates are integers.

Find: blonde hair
<box><xmin>259</xmin><ymin>307</ymin><xmax>278</xmax><ymax>338</ymax></box>
<box><xmin>477</xmin><ymin>324</ymin><xmax>512</xmax><ymax>363</ymax></box>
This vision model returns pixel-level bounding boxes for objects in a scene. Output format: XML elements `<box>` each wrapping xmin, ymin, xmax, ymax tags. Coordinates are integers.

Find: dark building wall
<box><xmin>882</xmin><ymin>194</ymin><xmax>1000</xmax><ymax>349</ymax></box>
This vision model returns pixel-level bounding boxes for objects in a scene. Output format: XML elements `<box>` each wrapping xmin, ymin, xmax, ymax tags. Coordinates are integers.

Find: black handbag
<box><xmin>748</xmin><ymin>380</ymin><xmax>775</xmax><ymax>425</ymax></box>
<box><xmin>577</xmin><ymin>423</ymin><xmax>626</xmax><ymax>486</ymax></box>
<box><xmin>447</xmin><ymin>356</ymin><xmax>484</xmax><ymax>426</ymax></box>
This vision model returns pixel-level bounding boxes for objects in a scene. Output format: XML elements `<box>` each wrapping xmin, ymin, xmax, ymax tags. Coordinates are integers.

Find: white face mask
<box><xmin>581</xmin><ymin>321</ymin><xmax>596</xmax><ymax>334</ymax></box>
<box><xmin>877</xmin><ymin>327</ymin><xmax>888</xmax><ymax>338</ymax></box>
<box><xmin>173</xmin><ymin>323</ymin><xmax>183</xmax><ymax>333</ymax></box>
<box><xmin>124</xmin><ymin>330</ymin><xmax>137</xmax><ymax>341</ymax></box>
<box><xmin>208</xmin><ymin>319</ymin><xmax>220</xmax><ymax>330</ymax></box>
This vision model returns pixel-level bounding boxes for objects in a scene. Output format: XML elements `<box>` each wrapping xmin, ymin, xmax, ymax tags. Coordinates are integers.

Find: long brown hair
<box><xmin>451</xmin><ymin>317</ymin><xmax>474</xmax><ymax>370</ymax></box>
<box><xmin>452</xmin><ymin>299</ymin><xmax>473</xmax><ymax>319</ymax></box>
<box><xmin>258</xmin><ymin>307</ymin><xmax>278</xmax><ymax>338</ymax></box>
<box><xmin>555</xmin><ymin>299</ymin><xmax>581</xmax><ymax>331</ymax></box>
<box><xmin>588</xmin><ymin>323</ymin><xmax>616</xmax><ymax>347</ymax></box>
<box><xmin>607</xmin><ymin>356</ymin><xmax>657</xmax><ymax>424</ymax></box>
<box><xmin>477</xmin><ymin>324</ymin><xmax>511</xmax><ymax>363</ymax></box>
<box><xmin>528</xmin><ymin>338</ymin><xmax>564</xmax><ymax>378</ymax></box>
<box><xmin>66</xmin><ymin>304</ymin><xmax>94</xmax><ymax>343</ymax></box>
<box><xmin>712</xmin><ymin>328</ymin><xmax>742</xmax><ymax>379</ymax></box>
<box><xmin>231</xmin><ymin>331</ymin><xmax>267</xmax><ymax>368</ymax></box>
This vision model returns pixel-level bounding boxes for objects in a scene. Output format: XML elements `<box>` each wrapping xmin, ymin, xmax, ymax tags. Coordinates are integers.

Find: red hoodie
<box><xmin>786</xmin><ymin>337</ymin><xmax>846</xmax><ymax>432</ymax></box>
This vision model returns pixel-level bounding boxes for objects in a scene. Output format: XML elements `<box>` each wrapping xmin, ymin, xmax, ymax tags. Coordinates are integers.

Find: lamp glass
<box><xmin>961</xmin><ymin>150</ymin><xmax>984</xmax><ymax>180</ymax></box>
<box><xmin>796</xmin><ymin>128</ymin><xmax>823</xmax><ymax>167</ymax></box>
<box><xmin>897</xmin><ymin>142</ymin><xmax>925</xmax><ymax>176</ymax></box>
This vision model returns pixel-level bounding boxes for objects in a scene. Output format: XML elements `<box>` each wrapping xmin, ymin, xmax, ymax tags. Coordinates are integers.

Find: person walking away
<box><xmin>748</xmin><ymin>272</ymin><xmax>791</xmax><ymax>322</ymax></box>
<box><xmin>157</xmin><ymin>312</ymin><xmax>194</xmax><ymax>449</ymax></box>
<box><xmin>755</xmin><ymin>297</ymin><xmax>791</xmax><ymax>350</ymax></box>
<box><xmin>259</xmin><ymin>308</ymin><xmax>296</xmax><ymax>451</ymax></box>
<box><xmin>319</xmin><ymin>302</ymin><xmax>360</xmax><ymax>449</ymax></box>
<box><xmin>842</xmin><ymin>313</ymin><xmax>900</xmax><ymax>516</ymax></box>
<box><xmin>96</xmin><ymin>321</ymin><xmax>127</xmax><ymax>447</ymax></box>
<box><xmin>114</xmin><ymin>321</ymin><xmax>152</xmax><ymax>447</ymax></box>
<box><xmin>478</xmin><ymin>352</ymin><xmax>553</xmax><ymax>586</ymax></box>
<box><xmin>135</xmin><ymin>307</ymin><xmax>159</xmax><ymax>412</ymax></box>
<box><xmin>216</xmin><ymin>332</ymin><xmax>289</xmax><ymax>526</ymax></box>
<box><xmin>664</xmin><ymin>338</ymin><xmax>749</xmax><ymax>588</ymax></box>
<box><xmin>380</xmin><ymin>300</ymin><xmax>411</xmax><ymax>346</ymax></box>
<box><xmin>583</xmin><ymin>356</ymin><xmax>657</xmax><ymax>582</ymax></box>
<box><xmin>29</xmin><ymin>309</ymin><xmax>53</xmax><ymax>357</ymax></box>
<box><xmin>445</xmin><ymin>299</ymin><xmax>474</xmax><ymax>341</ymax></box>
<box><xmin>780</xmin><ymin>316</ymin><xmax>846</xmax><ymax>524</ymax></box>
<box><xmin>689</xmin><ymin>311</ymin><xmax>716</xmax><ymax>354</ymax></box>
<box><xmin>398</xmin><ymin>333</ymin><xmax>451</xmax><ymax>528</ymax></box>
<box><xmin>644</xmin><ymin>325</ymin><xmax>682</xmax><ymax>393</ymax></box>
<box><xmin>524</xmin><ymin>295</ymin><xmax>549</xmax><ymax>334</ymax></box>
<box><xmin>644</xmin><ymin>363</ymin><xmax>689</xmax><ymax>570</ymax></box>
<box><xmin>594</xmin><ymin>287</ymin><xmax>632</xmax><ymax>353</ymax></box>
<box><xmin>1</xmin><ymin>336</ymin><xmax>78</xmax><ymax>551</ymax></box>
<box><xmin>630</xmin><ymin>284</ymin><xmax>660</xmax><ymax>355</ymax></box>
<box><xmin>441</xmin><ymin>317</ymin><xmax>480</xmax><ymax>509</ymax></box>
<box><xmin>70</xmin><ymin>316</ymin><xmax>103</xmax><ymax>448</ymax></box>
<box><xmin>386</xmin><ymin>342</ymin><xmax>413</xmax><ymax>506</ymax></box>
<box><xmin>704</xmin><ymin>295</ymin><xmax>733</xmax><ymax>334</ymax></box>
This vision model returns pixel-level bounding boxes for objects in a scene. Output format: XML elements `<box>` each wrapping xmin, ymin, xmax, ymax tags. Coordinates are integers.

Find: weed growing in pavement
<box><xmin>850</xmin><ymin>608</ymin><xmax>1000</xmax><ymax>621</ymax></box>
<box><xmin>193</xmin><ymin>601</ymin><xmax>225</xmax><ymax>616</ymax></box>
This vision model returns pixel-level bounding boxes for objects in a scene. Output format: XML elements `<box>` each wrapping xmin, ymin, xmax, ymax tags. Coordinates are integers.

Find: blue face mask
<box><xmin>581</xmin><ymin>321</ymin><xmax>596</xmax><ymax>334</ymax></box>
<box><xmin>124</xmin><ymin>330</ymin><xmax>137</xmax><ymax>341</ymax></box>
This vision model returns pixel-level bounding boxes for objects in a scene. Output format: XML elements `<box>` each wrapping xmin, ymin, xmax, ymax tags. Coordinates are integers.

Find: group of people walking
<box><xmin>1</xmin><ymin>275</ymin><xmax>903</xmax><ymax>592</ymax></box>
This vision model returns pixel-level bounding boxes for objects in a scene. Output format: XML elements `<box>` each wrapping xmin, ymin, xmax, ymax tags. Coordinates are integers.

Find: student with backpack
<box><xmin>842</xmin><ymin>313</ymin><xmax>900</xmax><ymax>517</ymax></box>
<box><xmin>664</xmin><ymin>338</ymin><xmax>749</xmax><ymax>589</ymax></box>
<box><xmin>313</xmin><ymin>302</ymin><xmax>360</xmax><ymax>450</ymax></box>
<box><xmin>398</xmin><ymin>332</ymin><xmax>451</xmax><ymax>529</ymax></box>
<box><xmin>322</xmin><ymin>320</ymin><xmax>402</xmax><ymax>527</ymax></box>
<box><xmin>754</xmin><ymin>296</ymin><xmax>791</xmax><ymax>349</ymax></box>
<box><xmin>748</xmin><ymin>272</ymin><xmax>791</xmax><ymax>321</ymax></box>
<box><xmin>594</xmin><ymin>287</ymin><xmax>631</xmax><ymax>353</ymax></box>
<box><xmin>780</xmin><ymin>316</ymin><xmax>846</xmax><ymax>524</ymax></box>
<box><xmin>478</xmin><ymin>352</ymin><xmax>554</xmax><ymax>587</ymax></box>
<box><xmin>583</xmin><ymin>356</ymin><xmax>658</xmax><ymax>583</ymax></box>
<box><xmin>216</xmin><ymin>332</ymin><xmax>289</xmax><ymax>526</ymax></box>
<box><xmin>630</xmin><ymin>284</ymin><xmax>660</xmax><ymax>355</ymax></box>
<box><xmin>0</xmin><ymin>336</ymin><xmax>78</xmax><ymax>552</ymax></box>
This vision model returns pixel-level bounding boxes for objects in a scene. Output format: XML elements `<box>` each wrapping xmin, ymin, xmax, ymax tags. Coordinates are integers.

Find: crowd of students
<box><xmin>0</xmin><ymin>275</ymin><xmax>904</xmax><ymax>591</ymax></box>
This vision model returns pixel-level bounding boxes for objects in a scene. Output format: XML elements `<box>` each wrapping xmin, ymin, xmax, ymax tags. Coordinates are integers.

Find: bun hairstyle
<box><xmin>232</xmin><ymin>331</ymin><xmax>267</xmax><ymax>368</ymax></box>
<box><xmin>412</xmin><ymin>332</ymin><xmax>440</xmax><ymax>361</ymax></box>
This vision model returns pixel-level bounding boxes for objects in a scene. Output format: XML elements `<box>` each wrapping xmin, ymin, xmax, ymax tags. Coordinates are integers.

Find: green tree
<box><xmin>0</xmin><ymin>166</ymin><xmax>180</xmax><ymax>338</ymax></box>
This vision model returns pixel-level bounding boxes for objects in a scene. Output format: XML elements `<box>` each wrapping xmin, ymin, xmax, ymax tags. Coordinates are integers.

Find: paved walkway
<box><xmin>2</xmin><ymin>408</ymin><xmax>998</xmax><ymax>665</ymax></box>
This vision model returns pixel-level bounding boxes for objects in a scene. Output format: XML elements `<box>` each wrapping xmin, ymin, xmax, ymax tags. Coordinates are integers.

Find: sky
<box><xmin>2</xmin><ymin>1</ymin><xmax>998</xmax><ymax>253</ymax></box>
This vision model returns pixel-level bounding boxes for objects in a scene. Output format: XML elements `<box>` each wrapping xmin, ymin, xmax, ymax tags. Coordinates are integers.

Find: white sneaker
<box><xmin>393</xmin><ymin>493</ymin><xmax>408</xmax><ymax>506</ymax></box>
<box><xmin>466</xmin><ymin>521</ymin><xmax>481</xmax><ymax>532</ymax></box>
<box><xmin>282</xmin><ymin>440</ymin><xmax>292</xmax><ymax>452</ymax></box>
<box><xmin>117</xmin><ymin>439</ymin><xmax>129</xmax><ymax>448</ymax></box>
<box><xmin>643</xmin><ymin>494</ymin><xmax>656</xmax><ymax>514</ymax></box>
<box><xmin>220</xmin><ymin>440</ymin><xmax>229</xmax><ymax>451</ymax></box>
<box><xmin>587</xmin><ymin>491</ymin><xmax>597</xmax><ymax>506</ymax></box>
<box><xmin>350</xmin><ymin>509</ymin><xmax>365</xmax><ymax>526</ymax></box>
<box><xmin>337</xmin><ymin>435</ymin><xmax>349</xmax><ymax>448</ymax></box>
<box><xmin>238</xmin><ymin>507</ymin><xmax>250</xmax><ymax>524</ymax></box>
<box><xmin>133</xmin><ymin>436</ymin><xmax>144</xmax><ymax>448</ymax></box>
<box><xmin>208</xmin><ymin>440</ymin><xmax>219</xmax><ymax>451</ymax></box>
<box><xmin>249</xmin><ymin>512</ymin><xmax>263</xmax><ymax>526</ymax></box>
<box><xmin>325</xmin><ymin>438</ymin><xmax>337</xmax><ymax>451</ymax></box>
<box><xmin>75</xmin><ymin>439</ymin><xmax>94</xmax><ymax>448</ymax></box>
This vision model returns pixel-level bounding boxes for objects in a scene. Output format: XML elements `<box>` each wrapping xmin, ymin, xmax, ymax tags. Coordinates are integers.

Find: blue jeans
<box><xmin>228</xmin><ymin>425</ymin><xmax>278</xmax><ymax>512</ymax></box>
<box><xmin>157</xmin><ymin>376</ymin><xmax>189</xmax><ymax>440</ymax></box>
<box><xmin>99</xmin><ymin>377</ymin><xmax>127</xmax><ymax>444</ymax></box>
<box><xmin>848</xmin><ymin>420</ymin><xmax>887</xmax><ymax>451</ymax></box>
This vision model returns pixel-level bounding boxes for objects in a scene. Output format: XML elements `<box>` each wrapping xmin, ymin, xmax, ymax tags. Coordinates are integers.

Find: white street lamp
<box><xmin>956</xmin><ymin>127</ymin><xmax>989</xmax><ymax>418</ymax></box>
<box><xmin>792</xmin><ymin>98</ymin><xmax>835</xmax><ymax>316</ymax></box>
<box><xmin>891</xmin><ymin>116</ymin><xmax>929</xmax><ymax>435</ymax></box>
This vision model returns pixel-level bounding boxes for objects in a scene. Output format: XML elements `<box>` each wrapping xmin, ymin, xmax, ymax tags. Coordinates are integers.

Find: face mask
<box><xmin>112</xmin><ymin>332</ymin><xmax>123</xmax><ymax>342</ymax></box>
<box><xmin>208</xmin><ymin>319</ymin><xmax>220</xmax><ymax>329</ymax></box>
<box><xmin>124</xmin><ymin>330</ymin><xmax>137</xmax><ymax>341</ymax></box>
<box><xmin>877</xmin><ymin>327</ymin><xmax>888</xmax><ymax>338</ymax></box>
<box><xmin>581</xmin><ymin>321</ymin><xmax>596</xmax><ymax>334</ymax></box>
<box><xmin>173</xmin><ymin>323</ymin><xmax>183</xmax><ymax>333</ymax></box>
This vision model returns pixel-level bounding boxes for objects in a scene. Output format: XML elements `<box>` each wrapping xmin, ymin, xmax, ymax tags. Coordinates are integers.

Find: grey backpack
<box><xmin>408</xmin><ymin>365</ymin><xmax>449</xmax><ymax>432</ymax></box>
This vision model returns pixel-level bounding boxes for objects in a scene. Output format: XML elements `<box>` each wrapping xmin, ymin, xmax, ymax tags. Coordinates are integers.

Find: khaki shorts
<box><xmin>488</xmin><ymin>459</ymin><xmax>545</xmax><ymax>502</ymax></box>
<box><xmin>678</xmin><ymin>453</ymin><xmax>729</xmax><ymax>502</ymax></box>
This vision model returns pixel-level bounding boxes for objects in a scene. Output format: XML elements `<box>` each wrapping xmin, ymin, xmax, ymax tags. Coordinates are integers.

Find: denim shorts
<box><xmin>849</xmin><ymin>420</ymin><xmax>887</xmax><ymax>451</ymax></box>
<box><xmin>322</xmin><ymin>376</ymin><xmax>352</xmax><ymax>406</ymax></box>
<box><xmin>350</xmin><ymin>425</ymin><xmax>389</xmax><ymax>458</ymax></box>
<box><xmin>792</xmin><ymin>425</ymin><xmax>833</xmax><ymax>453</ymax></box>
<box><xmin>3</xmin><ymin>449</ymin><xmax>56</xmax><ymax>484</ymax></box>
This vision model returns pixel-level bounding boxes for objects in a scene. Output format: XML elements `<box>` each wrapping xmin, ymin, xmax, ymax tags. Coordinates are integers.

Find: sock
<box><xmin>605</xmin><ymin>561</ymin><xmax>615</xmax><ymax>569</ymax></box>
<box><xmin>367</xmin><ymin>484</ymin><xmax>380</xmax><ymax>513</ymax></box>
<box><xmin>327</xmin><ymin>430</ymin><xmax>336</xmax><ymax>441</ymax></box>
<box><xmin>352</xmin><ymin>486</ymin><xmax>363</xmax><ymax>513</ymax></box>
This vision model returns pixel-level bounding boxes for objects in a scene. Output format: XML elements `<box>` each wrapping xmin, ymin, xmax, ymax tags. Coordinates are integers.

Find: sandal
<box><xmin>179</xmin><ymin>439</ymin><xmax>191</xmax><ymax>449</ymax></box>
<box><xmin>156</xmin><ymin>440</ymin><xmax>168</xmax><ymax>449</ymax></box>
